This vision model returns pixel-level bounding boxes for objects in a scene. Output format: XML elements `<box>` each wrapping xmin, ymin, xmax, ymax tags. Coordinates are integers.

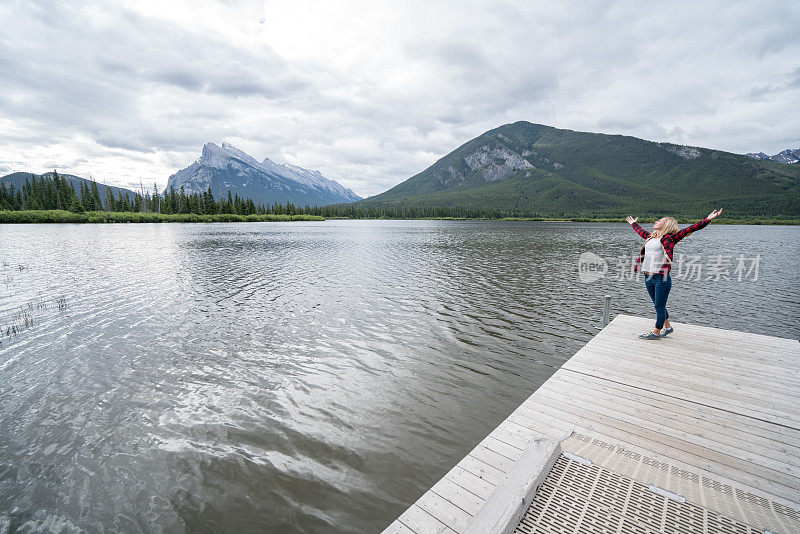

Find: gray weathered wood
<box><xmin>463</xmin><ymin>437</ymin><xmax>559</xmax><ymax>534</ymax></box>
<box><xmin>381</xmin><ymin>314</ymin><xmax>800</xmax><ymax>533</ymax></box>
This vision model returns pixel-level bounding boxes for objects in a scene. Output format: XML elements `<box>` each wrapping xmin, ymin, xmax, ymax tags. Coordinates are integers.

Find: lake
<box><xmin>1</xmin><ymin>220</ymin><xmax>797</xmax><ymax>533</ymax></box>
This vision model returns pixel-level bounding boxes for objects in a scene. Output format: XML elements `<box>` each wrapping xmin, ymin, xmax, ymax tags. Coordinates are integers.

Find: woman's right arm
<box><xmin>626</xmin><ymin>216</ymin><xmax>650</xmax><ymax>239</ymax></box>
<box><xmin>672</xmin><ymin>208</ymin><xmax>721</xmax><ymax>243</ymax></box>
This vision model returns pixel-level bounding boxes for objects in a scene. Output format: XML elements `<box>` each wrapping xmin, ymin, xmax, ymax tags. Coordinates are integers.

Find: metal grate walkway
<box><xmin>515</xmin><ymin>453</ymin><xmax>782</xmax><ymax>534</ymax></box>
<box><xmin>381</xmin><ymin>316</ymin><xmax>800</xmax><ymax>534</ymax></box>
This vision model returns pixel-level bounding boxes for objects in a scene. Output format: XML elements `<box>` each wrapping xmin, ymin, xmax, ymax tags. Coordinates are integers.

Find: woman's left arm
<box><xmin>673</xmin><ymin>208</ymin><xmax>722</xmax><ymax>242</ymax></box>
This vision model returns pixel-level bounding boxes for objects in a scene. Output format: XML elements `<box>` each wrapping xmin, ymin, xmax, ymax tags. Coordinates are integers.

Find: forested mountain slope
<box><xmin>360</xmin><ymin>122</ymin><xmax>800</xmax><ymax>218</ymax></box>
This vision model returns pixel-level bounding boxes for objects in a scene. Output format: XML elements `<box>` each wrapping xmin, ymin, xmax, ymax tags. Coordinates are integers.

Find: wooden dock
<box><xmin>382</xmin><ymin>314</ymin><xmax>800</xmax><ymax>534</ymax></box>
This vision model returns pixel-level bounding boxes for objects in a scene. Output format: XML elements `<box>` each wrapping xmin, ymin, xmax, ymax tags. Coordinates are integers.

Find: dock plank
<box><xmin>456</xmin><ymin>455</ymin><xmax>507</xmax><ymax>487</ymax></box>
<box><xmin>528</xmin><ymin>388</ymin><xmax>799</xmax><ymax>483</ymax></box>
<box><xmin>568</xmin><ymin>344</ymin><xmax>800</xmax><ymax>399</ymax></box>
<box><xmin>381</xmin><ymin>315</ymin><xmax>800</xmax><ymax>533</ymax></box>
<box><xmin>430</xmin><ymin>478</ymin><xmax>484</xmax><ymax>516</ymax></box>
<box><xmin>415</xmin><ymin>490</ymin><xmax>473</xmax><ymax>533</ymax></box>
<box><xmin>553</xmin><ymin>370</ymin><xmax>800</xmax><ymax>448</ymax></box>
<box><xmin>396</xmin><ymin>505</ymin><xmax>457</xmax><ymax>534</ymax></box>
<box><xmin>383</xmin><ymin>520</ymin><xmax>417</xmax><ymax>534</ymax></box>
<box><xmin>443</xmin><ymin>466</ymin><xmax>497</xmax><ymax>500</ymax></box>
<box><xmin>534</xmin><ymin>377</ymin><xmax>799</xmax><ymax>468</ymax></box>
<box><xmin>561</xmin><ymin>361</ymin><xmax>799</xmax><ymax>425</ymax></box>
<box><xmin>574</xmin><ymin>341</ymin><xmax>800</xmax><ymax>391</ymax></box>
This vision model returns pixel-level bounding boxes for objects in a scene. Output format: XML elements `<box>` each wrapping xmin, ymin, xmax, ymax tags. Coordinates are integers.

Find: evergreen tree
<box><xmin>152</xmin><ymin>183</ymin><xmax>161</xmax><ymax>213</ymax></box>
<box><xmin>106</xmin><ymin>186</ymin><xmax>115</xmax><ymax>212</ymax></box>
<box><xmin>91</xmin><ymin>181</ymin><xmax>102</xmax><ymax>211</ymax></box>
<box><xmin>222</xmin><ymin>191</ymin><xmax>233</xmax><ymax>214</ymax></box>
<box><xmin>51</xmin><ymin>172</ymin><xmax>63</xmax><ymax>210</ymax></box>
<box><xmin>165</xmin><ymin>185</ymin><xmax>175</xmax><ymax>214</ymax></box>
<box><xmin>204</xmin><ymin>187</ymin><xmax>216</xmax><ymax>214</ymax></box>
<box><xmin>69</xmin><ymin>197</ymin><xmax>85</xmax><ymax>213</ymax></box>
<box><xmin>79</xmin><ymin>181</ymin><xmax>90</xmax><ymax>210</ymax></box>
<box><xmin>178</xmin><ymin>186</ymin><xmax>188</xmax><ymax>214</ymax></box>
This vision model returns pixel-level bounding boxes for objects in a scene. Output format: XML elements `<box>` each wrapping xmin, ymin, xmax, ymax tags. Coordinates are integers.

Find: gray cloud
<box><xmin>788</xmin><ymin>66</ymin><xmax>800</xmax><ymax>88</ymax></box>
<box><xmin>0</xmin><ymin>0</ymin><xmax>798</xmax><ymax>197</ymax></box>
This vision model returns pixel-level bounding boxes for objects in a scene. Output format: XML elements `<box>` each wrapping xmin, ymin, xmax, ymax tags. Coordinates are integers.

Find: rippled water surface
<box><xmin>1</xmin><ymin>220</ymin><xmax>798</xmax><ymax>533</ymax></box>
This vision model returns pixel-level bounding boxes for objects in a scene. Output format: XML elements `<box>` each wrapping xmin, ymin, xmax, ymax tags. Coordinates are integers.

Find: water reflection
<box><xmin>0</xmin><ymin>221</ymin><xmax>797</xmax><ymax>533</ymax></box>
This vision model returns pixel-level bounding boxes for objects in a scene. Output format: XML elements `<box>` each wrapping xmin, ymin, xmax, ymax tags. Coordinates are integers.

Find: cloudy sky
<box><xmin>1</xmin><ymin>0</ymin><xmax>798</xmax><ymax>197</ymax></box>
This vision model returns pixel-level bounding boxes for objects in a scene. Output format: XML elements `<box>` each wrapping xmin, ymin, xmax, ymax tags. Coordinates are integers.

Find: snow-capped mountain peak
<box><xmin>260</xmin><ymin>157</ymin><xmax>356</xmax><ymax>198</ymax></box>
<box><xmin>745</xmin><ymin>148</ymin><xmax>800</xmax><ymax>164</ymax></box>
<box><xmin>167</xmin><ymin>143</ymin><xmax>361</xmax><ymax>206</ymax></box>
<box><xmin>201</xmin><ymin>142</ymin><xmax>261</xmax><ymax>169</ymax></box>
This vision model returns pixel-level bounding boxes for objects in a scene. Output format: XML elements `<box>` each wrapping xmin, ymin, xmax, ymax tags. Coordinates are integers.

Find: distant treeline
<box><xmin>0</xmin><ymin>211</ymin><xmax>323</xmax><ymax>224</ymax></box>
<box><xmin>0</xmin><ymin>172</ymin><xmax>530</xmax><ymax>219</ymax></box>
<box><xmin>2</xmin><ymin>172</ymin><xmax>796</xmax><ymax>224</ymax></box>
<box><xmin>0</xmin><ymin>172</ymin><xmax>311</xmax><ymax>216</ymax></box>
<box><xmin>309</xmin><ymin>203</ymin><xmax>746</xmax><ymax>222</ymax></box>
<box><xmin>299</xmin><ymin>202</ymin><xmax>799</xmax><ymax>223</ymax></box>
<box><xmin>312</xmin><ymin>203</ymin><xmax>510</xmax><ymax>219</ymax></box>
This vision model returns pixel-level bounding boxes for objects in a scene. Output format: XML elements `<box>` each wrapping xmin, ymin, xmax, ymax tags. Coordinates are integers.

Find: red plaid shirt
<box><xmin>631</xmin><ymin>218</ymin><xmax>710</xmax><ymax>275</ymax></box>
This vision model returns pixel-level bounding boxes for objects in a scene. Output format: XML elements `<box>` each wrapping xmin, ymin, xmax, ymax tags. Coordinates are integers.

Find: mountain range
<box><xmin>3</xmin><ymin>125</ymin><xmax>799</xmax><ymax>218</ymax></box>
<box><xmin>745</xmin><ymin>149</ymin><xmax>800</xmax><ymax>165</ymax></box>
<box><xmin>356</xmin><ymin>122</ymin><xmax>800</xmax><ymax>218</ymax></box>
<box><xmin>166</xmin><ymin>143</ymin><xmax>360</xmax><ymax>206</ymax></box>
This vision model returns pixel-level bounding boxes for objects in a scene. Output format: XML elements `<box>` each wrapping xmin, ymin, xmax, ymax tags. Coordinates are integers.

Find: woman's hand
<box><xmin>625</xmin><ymin>216</ymin><xmax>638</xmax><ymax>225</ymax></box>
<box><xmin>706</xmin><ymin>208</ymin><xmax>723</xmax><ymax>220</ymax></box>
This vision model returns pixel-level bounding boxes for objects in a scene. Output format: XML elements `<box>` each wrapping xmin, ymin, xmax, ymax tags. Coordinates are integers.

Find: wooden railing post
<box><xmin>601</xmin><ymin>295</ymin><xmax>612</xmax><ymax>327</ymax></box>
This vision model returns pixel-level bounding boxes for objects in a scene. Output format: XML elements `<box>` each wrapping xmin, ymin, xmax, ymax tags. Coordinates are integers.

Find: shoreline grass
<box><xmin>330</xmin><ymin>216</ymin><xmax>799</xmax><ymax>225</ymax></box>
<box><xmin>1</xmin><ymin>210</ymin><xmax>796</xmax><ymax>225</ymax></box>
<box><xmin>498</xmin><ymin>216</ymin><xmax>800</xmax><ymax>225</ymax></box>
<box><xmin>0</xmin><ymin>210</ymin><xmax>325</xmax><ymax>223</ymax></box>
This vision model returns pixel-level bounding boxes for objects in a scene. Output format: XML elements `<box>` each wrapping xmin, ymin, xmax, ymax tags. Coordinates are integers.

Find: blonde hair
<box><xmin>651</xmin><ymin>217</ymin><xmax>678</xmax><ymax>239</ymax></box>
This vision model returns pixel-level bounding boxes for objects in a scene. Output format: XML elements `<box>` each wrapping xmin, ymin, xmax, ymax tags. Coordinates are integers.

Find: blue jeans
<box><xmin>644</xmin><ymin>272</ymin><xmax>671</xmax><ymax>329</ymax></box>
